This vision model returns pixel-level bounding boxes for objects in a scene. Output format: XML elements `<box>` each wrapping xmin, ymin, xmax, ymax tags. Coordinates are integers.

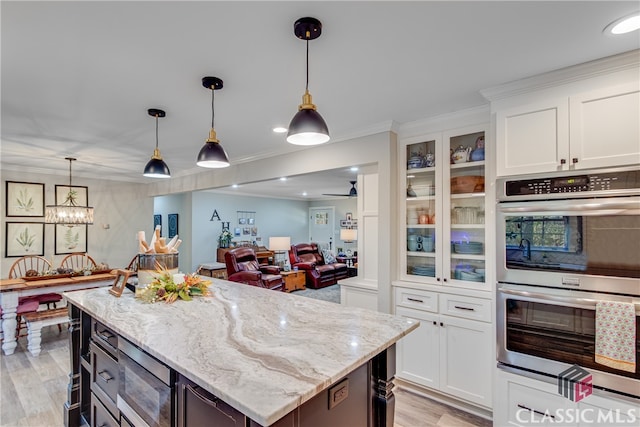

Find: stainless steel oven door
<box><xmin>497</xmin><ymin>196</ymin><xmax>640</xmax><ymax>295</ymax></box>
<box><xmin>497</xmin><ymin>284</ymin><xmax>640</xmax><ymax>398</ymax></box>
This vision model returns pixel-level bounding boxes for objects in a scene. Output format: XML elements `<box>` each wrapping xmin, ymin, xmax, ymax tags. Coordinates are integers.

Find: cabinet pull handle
<box><xmin>454</xmin><ymin>305</ymin><xmax>475</xmax><ymax>311</ymax></box>
<box><xmin>97</xmin><ymin>330</ymin><xmax>114</xmax><ymax>341</ymax></box>
<box><xmin>187</xmin><ymin>383</ymin><xmax>238</xmax><ymax>419</ymax></box>
<box><xmin>517</xmin><ymin>404</ymin><xmax>555</xmax><ymax>420</ymax></box>
<box><xmin>407</xmin><ymin>298</ymin><xmax>424</xmax><ymax>303</ymax></box>
<box><xmin>572</xmin><ymin>158</ymin><xmax>578</xmax><ymax>164</ymax></box>
<box><xmin>97</xmin><ymin>370</ymin><xmax>113</xmax><ymax>383</ymax></box>
<box><xmin>560</xmin><ymin>158</ymin><xmax>566</xmax><ymax>165</ymax></box>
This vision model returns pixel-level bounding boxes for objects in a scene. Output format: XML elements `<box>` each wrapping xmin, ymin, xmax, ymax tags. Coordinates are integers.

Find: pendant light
<box><xmin>143</xmin><ymin>108</ymin><xmax>171</xmax><ymax>178</ymax></box>
<box><xmin>287</xmin><ymin>17</ymin><xmax>330</xmax><ymax>146</ymax></box>
<box><xmin>45</xmin><ymin>157</ymin><xmax>94</xmax><ymax>224</ymax></box>
<box><xmin>197</xmin><ymin>76</ymin><xmax>230</xmax><ymax>168</ymax></box>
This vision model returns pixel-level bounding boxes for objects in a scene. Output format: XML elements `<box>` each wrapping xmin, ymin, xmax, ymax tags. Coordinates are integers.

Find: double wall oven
<box><xmin>496</xmin><ymin>167</ymin><xmax>640</xmax><ymax>399</ymax></box>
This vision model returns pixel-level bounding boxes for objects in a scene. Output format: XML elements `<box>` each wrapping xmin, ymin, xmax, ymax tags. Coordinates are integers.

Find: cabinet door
<box><xmin>496</xmin><ymin>99</ymin><xmax>570</xmax><ymax>176</ymax></box>
<box><xmin>395</xmin><ymin>307</ymin><xmax>440</xmax><ymax>389</ymax></box>
<box><xmin>569</xmin><ymin>82</ymin><xmax>640</xmax><ymax>170</ymax></box>
<box><xmin>438</xmin><ymin>315</ymin><xmax>492</xmax><ymax>407</ymax></box>
<box><xmin>576</xmin><ymin>394</ymin><xmax>640</xmax><ymax>427</ymax></box>
<box><xmin>444</xmin><ymin>126</ymin><xmax>488</xmax><ymax>291</ymax></box>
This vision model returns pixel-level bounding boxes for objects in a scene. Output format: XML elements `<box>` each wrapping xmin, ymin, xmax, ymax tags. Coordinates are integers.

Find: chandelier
<box><xmin>45</xmin><ymin>157</ymin><xmax>94</xmax><ymax>224</ymax></box>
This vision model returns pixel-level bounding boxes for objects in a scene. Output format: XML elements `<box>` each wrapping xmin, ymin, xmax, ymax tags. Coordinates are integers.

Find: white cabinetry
<box><xmin>400</xmin><ymin>123</ymin><xmax>489</xmax><ymax>292</ymax></box>
<box><xmin>495</xmin><ymin>80</ymin><xmax>639</xmax><ymax>177</ymax></box>
<box><xmin>495</xmin><ymin>369</ymin><xmax>640</xmax><ymax>427</ymax></box>
<box><xmin>395</xmin><ymin>287</ymin><xmax>492</xmax><ymax>408</ymax></box>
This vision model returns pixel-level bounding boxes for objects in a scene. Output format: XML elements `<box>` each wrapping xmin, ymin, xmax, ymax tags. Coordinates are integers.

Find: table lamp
<box><xmin>269</xmin><ymin>236</ymin><xmax>291</xmax><ymax>270</ymax></box>
<box><xmin>340</xmin><ymin>229</ymin><xmax>357</xmax><ymax>257</ymax></box>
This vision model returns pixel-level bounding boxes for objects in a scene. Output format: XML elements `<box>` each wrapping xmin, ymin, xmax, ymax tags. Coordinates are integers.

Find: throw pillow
<box><xmin>322</xmin><ymin>248</ymin><xmax>337</xmax><ymax>264</ymax></box>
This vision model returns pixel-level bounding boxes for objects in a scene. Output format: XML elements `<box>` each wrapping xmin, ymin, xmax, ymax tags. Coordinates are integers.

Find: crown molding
<box><xmin>480</xmin><ymin>49</ymin><xmax>640</xmax><ymax>102</ymax></box>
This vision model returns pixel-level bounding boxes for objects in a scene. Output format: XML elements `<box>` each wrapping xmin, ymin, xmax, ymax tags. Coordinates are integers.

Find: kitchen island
<box><xmin>63</xmin><ymin>278</ymin><xmax>418</xmax><ymax>427</ymax></box>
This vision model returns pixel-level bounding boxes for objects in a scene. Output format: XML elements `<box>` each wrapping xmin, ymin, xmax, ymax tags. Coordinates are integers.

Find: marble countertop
<box><xmin>64</xmin><ymin>279</ymin><xmax>417</xmax><ymax>425</ymax></box>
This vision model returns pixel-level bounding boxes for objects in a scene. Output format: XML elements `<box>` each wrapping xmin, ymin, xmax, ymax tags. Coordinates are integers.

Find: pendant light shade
<box><xmin>287</xmin><ymin>17</ymin><xmax>330</xmax><ymax>146</ymax></box>
<box><xmin>197</xmin><ymin>76</ymin><xmax>230</xmax><ymax>168</ymax></box>
<box><xmin>143</xmin><ymin>109</ymin><xmax>171</xmax><ymax>178</ymax></box>
<box><xmin>45</xmin><ymin>157</ymin><xmax>94</xmax><ymax>224</ymax></box>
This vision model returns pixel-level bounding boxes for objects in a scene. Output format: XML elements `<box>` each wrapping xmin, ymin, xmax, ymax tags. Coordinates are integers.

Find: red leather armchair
<box><xmin>224</xmin><ymin>247</ymin><xmax>284</xmax><ymax>291</ymax></box>
<box><xmin>288</xmin><ymin>243</ymin><xmax>348</xmax><ymax>289</ymax></box>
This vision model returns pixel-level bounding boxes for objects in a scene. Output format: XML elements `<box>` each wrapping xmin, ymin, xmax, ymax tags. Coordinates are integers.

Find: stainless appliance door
<box><xmin>117</xmin><ymin>339</ymin><xmax>175</xmax><ymax>427</ymax></box>
<box><xmin>497</xmin><ymin>284</ymin><xmax>640</xmax><ymax>397</ymax></box>
<box><xmin>497</xmin><ymin>196</ymin><xmax>640</xmax><ymax>295</ymax></box>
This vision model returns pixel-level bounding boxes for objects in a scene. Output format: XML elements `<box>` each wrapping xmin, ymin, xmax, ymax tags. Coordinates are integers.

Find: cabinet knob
<box><xmin>443</xmin><ymin>278</ymin><xmax>448</xmax><ymax>283</ymax></box>
<box><xmin>433</xmin><ymin>321</ymin><xmax>437</xmax><ymax>325</ymax></box>
<box><xmin>436</xmin><ymin>277</ymin><xmax>441</xmax><ymax>282</ymax></box>
<box><xmin>440</xmin><ymin>322</ymin><xmax>444</xmax><ymax>327</ymax></box>
<box><xmin>572</xmin><ymin>158</ymin><xmax>579</xmax><ymax>164</ymax></box>
<box><xmin>560</xmin><ymin>158</ymin><xmax>566</xmax><ymax>165</ymax></box>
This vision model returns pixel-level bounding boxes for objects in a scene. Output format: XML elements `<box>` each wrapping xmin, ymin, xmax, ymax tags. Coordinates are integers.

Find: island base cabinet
<box><xmin>177</xmin><ymin>363</ymin><xmax>372</xmax><ymax>427</ymax></box>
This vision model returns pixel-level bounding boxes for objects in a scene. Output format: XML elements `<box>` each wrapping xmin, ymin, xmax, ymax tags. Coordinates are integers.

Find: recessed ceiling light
<box><xmin>350</xmin><ymin>166</ymin><xmax>359</xmax><ymax>172</ymax></box>
<box><xmin>302</xmin><ymin>191</ymin><xmax>308</xmax><ymax>196</ymax></box>
<box><xmin>280</xmin><ymin>177</ymin><xmax>287</xmax><ymax>181</ymax></box>
<box><xmin>605</xmin><ymin>12</ymin><xmax>640</xmax><ymax>34</ymax></box>
<box><xmin>273</xmin><ymin>127</ymin><xmax>288</xmax><ymax>133</ymax></box>
<box><xmin>232</xmin><ymin>184</ymin><xmax>239</xmax><ymax>188</ymax></box>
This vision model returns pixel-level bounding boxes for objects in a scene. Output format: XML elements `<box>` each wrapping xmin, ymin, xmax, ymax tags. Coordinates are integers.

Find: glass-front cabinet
<box><xmin>401</xmin><ymin>124</ymin><xmax>488</xmax><ymax>290</ymax></box>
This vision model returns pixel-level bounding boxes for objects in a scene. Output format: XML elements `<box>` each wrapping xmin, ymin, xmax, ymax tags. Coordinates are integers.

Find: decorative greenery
<box><xmin>138</xmin><ymin>270</ymin><xmax>211</xmax><ymax>304</ymax></box>
<box><xmin>219</xmin><ymin>228</ymin><xmax>233</xmax><ymax>247</ymax></box>
<box><xmin>15</xmin><ymin>189</ymin><xmax>35</xmax><ymax>212</ymax></box>
<box><xmin>16</xmin><ymin>226</ymin><xmax>35</xmax><ymax>251</ymax></box>
<box><xmin>64</xmin><ymin>189</ymin><xmax>79</xmax><ymax>205</ymax></box>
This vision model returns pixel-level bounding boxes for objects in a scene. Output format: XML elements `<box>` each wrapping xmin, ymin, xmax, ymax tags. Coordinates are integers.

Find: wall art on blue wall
<box><xmin>154</xmin><ymin>214</ymin><xmax>162</xmax><ymax>236</ymax></box>
<box><xmin>168</xmin><ymin>213</ymin><xmax>178</xmax><ymax>238</ymax></box>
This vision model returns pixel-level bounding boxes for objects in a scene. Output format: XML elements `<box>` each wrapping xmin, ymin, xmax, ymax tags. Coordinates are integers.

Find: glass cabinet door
<box><xmin>445</xmin><ymin>129</ymin><xmax>486</xmax><ymax>287</ymax></box>
<box><xmin>405</xmin><ymin>137</ymin><xmax>440</xmax><ymax>282</ymax></box>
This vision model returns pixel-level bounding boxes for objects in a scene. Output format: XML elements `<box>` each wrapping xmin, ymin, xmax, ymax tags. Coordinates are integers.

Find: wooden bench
<box><xmin>22</xmin><ymin>307</ymin><xmax>69</xmax><ymax>356</ymax></box>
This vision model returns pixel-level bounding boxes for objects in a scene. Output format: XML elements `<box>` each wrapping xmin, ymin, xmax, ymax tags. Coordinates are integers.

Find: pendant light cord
<box><xmin>68</xmin><ymin>159</ymin><xmax>73</xmax><ymax>187</ymax></box>
<box><xmin>211</xmin><ymin>88</ymin><xmax>215</xmax><ymax>128</ymax></box>
<box><xmin>155</xmin><ymin>114</ymin><xmax>159</xmax><ymax>149</ymax></box>
<box><xmin>305</xmin><ymin>39</ymin><xmax>309</xmax><ymax>92</ymax></box>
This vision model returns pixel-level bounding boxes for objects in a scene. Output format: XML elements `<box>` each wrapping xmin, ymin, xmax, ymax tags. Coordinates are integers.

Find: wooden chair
<box><xmin>126</xmin><ymin>255</ymin><xmax>139</xmax><ymax>272</ymax></box>
<box><xmin>59</xmin><ymin>253</ymin><xmax>97</xmax><ymax>271</ymax></box>
<box><xmin>8</xmin><ymin>256</ymin><xmax>63</xmax><ymax>333</ymax></box>
<box><xmin>8</xmin><ymin>255</ymin><xmax>52</xmax><ymax>279</ymax></box>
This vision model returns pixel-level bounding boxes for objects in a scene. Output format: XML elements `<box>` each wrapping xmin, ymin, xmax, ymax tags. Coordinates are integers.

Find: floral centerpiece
<box><xmin>218</xmin><ymin>228</ymin><xmax>233</xmax><ymax>248</ymax></box>
<box><xmin>138</xmin><ymin>270</ymin><xmax>211</xmax><ymax>304</ymax></box>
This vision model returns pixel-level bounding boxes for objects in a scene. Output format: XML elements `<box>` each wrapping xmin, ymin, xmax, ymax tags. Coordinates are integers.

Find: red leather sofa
<box><xmin>224</xmin><ymin>247</ymin><xmax>284</xmax><ymax>291</ymax></box>
<box><xmin>288</xmin><ymin>243</ymin><xmax>348</xmax><ymax>289</ymax></box>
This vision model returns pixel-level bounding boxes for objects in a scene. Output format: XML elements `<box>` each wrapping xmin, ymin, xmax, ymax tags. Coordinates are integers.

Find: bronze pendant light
<box><xmin>143</xmin><ymin>108</ymin><xmax>171</xmax><ymax>178</ymax></box>
<box><xmin>197</xmin><ymin>76</ymin><xmax>230</xmax><ymax>168</ymax></box>
<box><xmin>287</xmin><ymin>17</ymin><xmax>330</xmax><ymax>146</ymax></box>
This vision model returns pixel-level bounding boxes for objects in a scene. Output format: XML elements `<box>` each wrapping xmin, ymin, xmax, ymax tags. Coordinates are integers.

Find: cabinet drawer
<box><xmin>506</xmin><ymin>380</ymin><xmax>573</xmax><ymax>426</ymax></box>
<box><xmin>92</xmin><ymin>319</ymin><xmax>118</xmax><ymax>356</ymax></box>
<box><xmin>394</xmin><ymin>288</ymin><xmax>438</xmax><ymax>313</ymax></box>
<box><xmin>439</xmin><ymin>294</ymin><xmax>491</xmax><ymax>322</ymax></box>
<box><xmin>91</xmin><ymin>392</ymin><xmax>119</xmax><ymax>427</ymax></box>
<box><xmin>90</xmin><ymin>341</ymin><xmax>119</xmax><ymax>417</ymax></box>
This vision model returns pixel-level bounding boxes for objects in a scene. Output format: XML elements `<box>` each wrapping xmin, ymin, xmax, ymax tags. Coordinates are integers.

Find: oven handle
<box><xmin>498</xmin><ymin>196</ymin><xmax>640</xmax><ymax>215</ymax></box>
<box><xmin>498</xmin><ymin>286</ymin><xmax>640</xmax><ymax>313</ymax></box>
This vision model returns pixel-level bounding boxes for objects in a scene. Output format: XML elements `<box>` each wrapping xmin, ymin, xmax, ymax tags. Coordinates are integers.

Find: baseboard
<box><xmin>395</xmin><ymin>378</ymin><xmax>493</xmax><ymax>421</ymax></box>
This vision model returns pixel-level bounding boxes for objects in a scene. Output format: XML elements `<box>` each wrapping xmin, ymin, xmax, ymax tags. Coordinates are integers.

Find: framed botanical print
<box><xmin>5</xmin><ymin>222</ymin><xmax>45</xmax><ymax>257</ymax></box>
<box><xmin>55</xmin><ymin>185</ymin><xmax>88</xmax><ymax>206</ymax></box>
<box><xmin>6</xmin><ymin>181</ymin><xmax>45</xmax><ymax>217</ymax></box>
<box><xmin>55</xmin><ymin>224</ymin><xmax>88</xmax><ymax>254</ymax></box>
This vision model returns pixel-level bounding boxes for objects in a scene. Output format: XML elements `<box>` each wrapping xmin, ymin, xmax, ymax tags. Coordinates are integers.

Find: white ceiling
<box><xmin>2</xmin><ymin>1</ymin><xmax>639</xmax><ymax>199</ymax></box>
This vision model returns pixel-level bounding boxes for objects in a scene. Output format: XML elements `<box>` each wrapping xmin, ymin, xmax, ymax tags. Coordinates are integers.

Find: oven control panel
<box><xmin>504</xmin><ymin>170</ymin><xmax>640</xmax><ymax>196</ymax></box>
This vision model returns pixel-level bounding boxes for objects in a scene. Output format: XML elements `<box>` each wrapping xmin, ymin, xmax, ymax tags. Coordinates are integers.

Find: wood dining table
<box><xmin>0</xmin><ymin>272</ymin><xmax>116</xmax><ymax>355</ymax></box>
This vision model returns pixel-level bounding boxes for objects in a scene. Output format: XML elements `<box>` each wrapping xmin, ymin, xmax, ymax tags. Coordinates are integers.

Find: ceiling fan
<box><xmin>323</xmin><ymin>180</ymin><xmax>357</xmax><ymax>197</ymax></box>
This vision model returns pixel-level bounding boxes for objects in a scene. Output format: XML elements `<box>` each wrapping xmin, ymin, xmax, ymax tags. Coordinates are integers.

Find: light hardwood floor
<box><xmin>0</xmin><ymin>326</ymin><xmax>492</xmax><ymax>427</ymax></box>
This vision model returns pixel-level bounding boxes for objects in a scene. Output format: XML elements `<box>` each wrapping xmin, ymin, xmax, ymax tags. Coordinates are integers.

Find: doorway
<box><xmin>309</xmin><ymin>207</ymin><xmax>335</xmax><ymax>249</ymax></box>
